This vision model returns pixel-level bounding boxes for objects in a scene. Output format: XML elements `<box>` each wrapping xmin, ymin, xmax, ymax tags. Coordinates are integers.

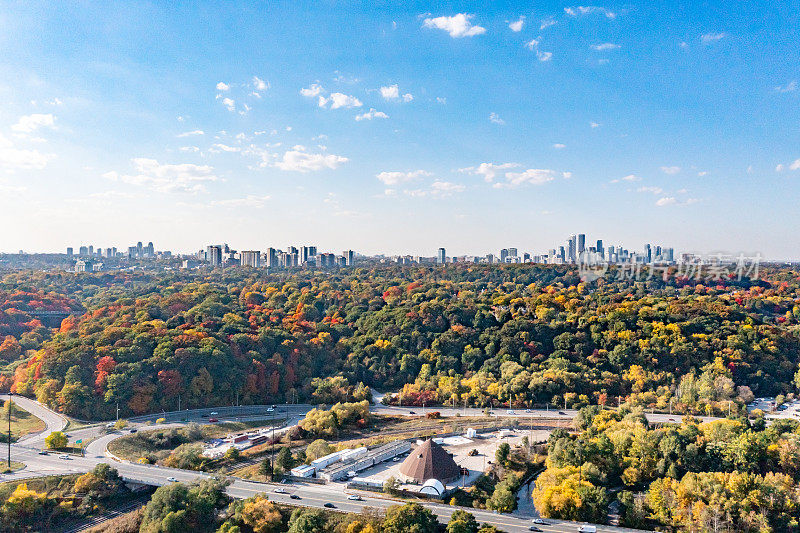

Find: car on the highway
<box><xmin>290</xmin><ymin>494</ymin><xmax>301</xmax><ymax>499</ymax></box>
<box><xmin>528</xmin><ymin>527</ymin><xmax>542</xmax><ymax>532</ymax></box>
<box><xmin>577</xmin><ymin>526</ymin><xmax>597</xmax><ymax>533</ymax></box>
<box><xmin>347</xmin><ymin>494</ymin><xmax>362</xmax><ymax>501</ymax></box>
<box><xmin>210</xmin><ymin>411</ymin><xmax>218</xmax><ymax>415</ymax></box>
<box><xmin>408</xmin><ymin>410</ymin><xmax>416</xmax><ymax>414</ymax></box>
<box><xmin>525</xmin><ymin>409</ymin><xmax>532</xmax><ymax>413</ymax></box>
<box><xmin>167</xmin><ymin>477</ymin><xmax>178</xmax><ymax>482</ymax></box>
<box><xmin>130</xmin><ymin>428</ymin><xmax>137</xmax><ymax>433</ymax></box>
<box><xmin>267</xmin><ymin>407</ymin><xmax>274</xmax><ymax>412</ymax></box>
<box><xmin>558</xmin><ymin>411</ymin><xmax>566</xmax><ymax>415</ymax></box>
<box><xmin>209</xmin><ymin>417</ymin><xmax>219</xmax><ymax>422</ymax></box>
<box><xmin>59</xmin><ymin>454</ymin><xmax>71</xmax><ymax>460</ymax></box>
<box><xmin>531</xmin><ymin>518</ymin><xmax>548</xmax><ymax>525</ymax></box>
<box><xmin>106</xmin><ymin>422</ymin><xmax>115</xmax><ymax>428</ymax></box>
<box><xmin>508</xmin><ymin>410</ymin><xmax>515</xmax><ymax>415</ymax></box>
<box><xmin>324</xmin><ymin>503</ymin><xmax>336</xmax><ymax>508</ymax></box>
<box><xmin>201</xmin><ymin>414</ymin><xmax>209</xmax><ymax>418</ymax></box>
<box><xmin>274</xmin><ymin>488</ymin><xmax>287</xmax><ymax>494</ymax></box>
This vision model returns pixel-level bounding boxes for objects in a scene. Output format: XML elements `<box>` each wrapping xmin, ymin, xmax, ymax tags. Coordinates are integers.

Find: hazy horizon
<box><xmin>1</xmin><ymin>2</ymin><xmax>798</xmax><ymax>259</ymax></box>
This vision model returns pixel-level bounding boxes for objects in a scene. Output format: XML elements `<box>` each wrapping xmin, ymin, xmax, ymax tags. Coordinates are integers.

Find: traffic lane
<box><xmin>0</xmin><ymin>393</ymin><xmax>68</xmax><ymax>445</ymax></box>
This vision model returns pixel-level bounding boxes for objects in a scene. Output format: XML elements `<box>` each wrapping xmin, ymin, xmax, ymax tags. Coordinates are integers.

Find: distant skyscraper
<box><xmin>500</xmin><ymin>248</ymin><xmax>509</xmax><ymax>262</ymax></box>
<box><xmin>266</xmin><ymin>247</ymin><xmax>278</xmax><ymax>267</ymax></box>
<box><xmin>577</xmin><ymin>234</ymin><xmax>586</xmax><ymax>261</ymax></box>
<box><xmin>137</xmin><ymin>241</ymin><xmax>143</xmax><ymax>258</ymax></box>
<box><xmin>508</xmin><ymin>247</ymin><xmax>518</xmax><ymax>258</ymax></box>
<box><xmin>79</xmin><ymin>246</ymin><xmax>88</xmax><ymax>256</ymax></box>
<box><xmin>645</xmin><ymin>244</ymin><xmax>652</xmax><ymax>263</ymax></box>
<box><xmin>568</xmin><ymin>235</ymin><xmax>577</xmax><ymax>263</ymax></box>
<box><xmin>345</xmin><ymin>250</ymin><xmax>355</xmax><ymax>266</ymax></box>
<box><xmin>208</xmin><ymin>245</ymin><xmax>222</xmax><ymax>266</ymax></box>
<box><xmin>241</xmin><ymin>250</ymin><xmax>261</xmax><ymax>267</ymax></box>
<box><xmin>66</xmin><ymin>247</ymin><xmax>73</xmax><ymax>257</ymax></box>
<box><xmin>88</xmin><ymin>245</ymin><xmax>94</xmax><ymax>256</ymax></box>
<box><xmin>437</xmin><ymin>248</ymin><xmax>446</xmax><ymax>264</ymax></box>
<box><xmin>596</xmin><ymin>240</ymin><xmax>604</xmax><ymax>259</ymax></box>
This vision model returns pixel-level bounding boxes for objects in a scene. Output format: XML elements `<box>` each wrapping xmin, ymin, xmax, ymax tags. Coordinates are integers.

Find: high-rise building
<box><xmin>208</xmin><ymin>245</ymin><xmax>222</xmax><ymax>266</ymax></box>
<box><xmin>79</xmin><ymin>246</ymin><xmax>88</xmax><ymax>256</ymax></box>
<box><xmin>508</xmin><ymin>247</ymin><xmax>518</xmax><ymax>258</ymax></box>
<box><xmin>145</xmin><ymin>242</ymin><xmax>155</xmax><ymax>257</ymax></box>
<box><xmin>644</xmin><ymin>244</ymin><xmax>652</xmax><ymax>263</ymax></box>
<box><xmin>437</xmin><ymin>248</ymin><xmax>446</xmax><ymax>264</ymax></box>
<box><xmin>500</xmin><ymin>248</ymin><xmax>509</xmax><ymax>262</ymax></box>
<box><xmin>596</xmin><ymin>240</ymin><xmax>604</xmax><ymax>259</ymax></box>
<box><xmin>105</xmin><ymin>247</ymin><xmax>113</xmax><ymax>258</ymax></box>
<box><xmin>137</xmin><ymin>242</ymin><xmax>143</xmax><ymax>258</ymax></box>
<box><xmin>240</xmin><ymin>250</ymin><xmax>261</xmax><ymax>267</ymax></box>
<box><xmin>568</xmin><ymin>235</ymin><xmax>576</xmax><ymax>263</ymax></box>
<box><xmin>345</xmin><ymin>250</ymin><xmax>355</xmax><ymax>266</ymax></box>
<box><xmin>66</xmin><ymin>247</ymin><xmax>73</xmax><ymax>257</ymax></box>
<box><xmin>578</xmin><ymin>234</ymin><xmax>586</xmax><ymax>254</ymax></box>
<box><xmin>265</xmin><ymin>247</ymin><xmax>278</xmax><ymax>267</ymax></box>
<box><xmin>88</xmin><ymin>245</ymin><xmax>94</xmax><ymax>256</ymax></box>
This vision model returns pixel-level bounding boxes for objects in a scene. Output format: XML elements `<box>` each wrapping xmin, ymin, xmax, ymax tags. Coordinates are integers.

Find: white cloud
<box><xmin>564</xmin><ymin>6</ymin><xmax>617</xmax><ymax>19</ymax></box>
<box><xmin>459</xmin><ymin>162</ymin><xmax>520</xmax><ymax>182</ymax></box>
<box><xmin>179</xmin><ymin>146</ymin><xmax>200</xmax><ymax>153</ymax></box>
<box><xmin>252</xmin><ymin>76</ymin><xmax>269</xmax><ymax>91</ymax></box>
<box><xmin>103</xmin><ymin>158</ymin><xmax>218</xmax><ymax>193</ymax></box>
<box><xmin>656</xmin><ymin>196</ymin><xmax>677</xmax><ymax>206</ymax></box>
<box><xmin>318</xmin><ymin>92</ymin><xmax>362</xmax><ymax>109</ymax></box>
<box><xmin>489</xmin><ymin>112</ymin><xmax>505</xmax><ymax>125</ymax></box>
<box><xmin>402</xmin><ymin>93</ymin><xmax>414</xmax><ymax>102</ymax></box>
<box><xmin>525</xmin><ymin>39</ymin><xmax>553</xmax><ymax>61</ymax></box>
<box><xmin>376</xmin><ymin>169</ymin><xmax>432</xmax><ymax>185</ymax></box>
<box><xmin>790</xmin><ymin>159</ymin><xmax>800</xmax><ymax>171</ymax></box>
<box><xmin>355</xmin><ymin>108</ymin><xmax>389</xmax><ymax>121</ymax></box>
<box><xmin>697</xmin><ymin>171</ymin><xmax>709</xmax><ymax>176</ymax></box>
<box><xmin>216</xmin><ymin>82</ymin><xmax>230</xmax><ymax>91</ymax></box>
<box><xmin>436</xmin><ymin>97</ymin><xmax>447</xmax><ymax>104</ymax></box>
<box><xmin>0</xmin><ymin>145</ymin><xmax>53</xmax><ymax>171</ymax></box>
<box><xmin>210</xmin><ymin>143</ymin><xmax>241</xmax><ymax>153</ymax></box>
<box><xmin>679</xmin><ymin>41</ymin><xmax>689</xmax><ymax>50</ymax></box>
<box><xmin>552</xmin><ymin>143</ymin><xmax>566</xmax><ymax>149</ymax></box>
<box><xmin>177</xmin><ymin>130</ymin><xmax>204</xmax><ymax>137</ymax></box>
<box><xmin>618</xmin><ymin>174</ymin><xmax>641</xmax><ymax>182</ymax></box>
<box><xmin>12</xmin><ymin>113</ymin><xmax>55</xmax><ymax>133</ymax></box>
<box><xmin>540</xmin><ymin>17</ymin><xmax>557</xmax><ymax>30</ymax></box>
<box><xmin>500</xmin><ymin>168</ymin><xmax>567</xmax><ymax>188</ymax></box>
<box><xmin>590</xmin><ymin>121</ymin><xmax>600</xmax><ymax>128</ymax></box>
<box><xmin>775</xmin><ymin>81</ymin><xmax>797</xmax><ymax>93</ymax></box>
<box><xmin>591</xmin><ymin>43</ymin><xmax>620</xmax><ymax>51</ymax></box>
<box><xmin>380</xmin><ymin>84</ymin><xmax>400</xmax><ymax>99</ymax></box>
<box><xmin>775</xmin><ymin>163</ymin><xmax>785</xmax><ymax>172</ymax></box>
<box><xmin>274</xmin><ymin>148</ymin><xmax>348</xmax><ymax>172</ymax></box>
<box><xmin>660</xmin><ymin>166</ymin><xmax>681</xmax><ymax>174</ymax></box>
<box><xmin>300</xmin><ymin>83</ymin><xmax>324</xmax><ymax>97</ymax></box>
<box><xmin>221</xmin><ymin>97</ymin><xmax>235</xmax><ymax>112</ymax></box>
<box><xmin>422</xmin><ymin>13</ymin><xmax>486</xmax><ymax>38</ymax></box>
<box><xmin>509</xmin><ymin>16</ymin><xmax>525</xmax><ymax>32</ymax></box>
<box><xmin>431</xmin><ymin>180</ymin><xmax>465</xmax><ymax>195</ymax></box>
<box><xmin>212</xmin><ymin>194</ymin><xmax>270</xmax><ymax>208</ymax></box>
<box><xmin>701</xmin><ymin>32</ymin><xmax>726</xmax><ymax>44</ymax></box>
<box><xmin>638</xmin><ymin>186</ymin><xmax>664</xmax><ymax>194</ymax></box>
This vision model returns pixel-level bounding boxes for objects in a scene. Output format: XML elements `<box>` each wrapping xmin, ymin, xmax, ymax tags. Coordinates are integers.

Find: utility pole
<box><xmin>178</xmin><ymin>395</ymin><xmax>181</xmax><ymax>413</ymax></box>
<box><xmin>7</xmin><ymin>399</ymin><xmax>12</xmax><ymax>470</ymax></box>
<box><xmin>116</xmin><ymin>401</ymin><xmax>119</xmax><ymax>422</ymax></box>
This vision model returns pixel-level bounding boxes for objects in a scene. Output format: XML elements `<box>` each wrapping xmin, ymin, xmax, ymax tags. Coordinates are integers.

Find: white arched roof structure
<box><xmin>419</xmin><ymin>478</ymin><xmax>446</xmax><ymax>497</ymax></box>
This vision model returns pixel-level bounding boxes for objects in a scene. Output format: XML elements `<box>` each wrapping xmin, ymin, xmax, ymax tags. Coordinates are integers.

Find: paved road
<box><xmin>0</xmin><ymin>396</ymin><xmax>663</xmax><ymax>532</ymax></box>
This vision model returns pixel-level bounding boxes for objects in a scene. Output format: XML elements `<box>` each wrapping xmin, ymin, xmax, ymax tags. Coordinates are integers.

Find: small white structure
<box><xmin>465</xmin><ymin>428</ymin><xmax>477</xmax><ymax>438</ymax></box>
<box><xmin>419</xmin><ymin>478</ymin><xmax>446</xmax><ymax>497</ymax></box>
<box><xmin>340</xmin><ymin>447</ymin><xmax>368</xmax><ymax>462</ymax></box>
<box><xmin>498</xmin><ymin>429</ymin><xmax>514</xmax><ymax>438</ymax></box>
<box><xmin>290</xmin><ymin>464</ymin><xmax>315</xmax><ymax>478</ymax></box>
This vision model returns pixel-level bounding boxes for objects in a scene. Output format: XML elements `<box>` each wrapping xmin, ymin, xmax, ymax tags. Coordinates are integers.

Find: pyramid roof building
<box><xmin>398</xmin><ymin>439</ymin><xmax>460</xmax><ymax>483</ymax></box>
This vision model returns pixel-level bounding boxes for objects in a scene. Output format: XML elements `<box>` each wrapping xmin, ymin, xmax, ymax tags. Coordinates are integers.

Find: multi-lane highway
<box><xmin>0</xmin><ymin>394</ymin><xmax>660</xmax><ymax>532</ymax></box>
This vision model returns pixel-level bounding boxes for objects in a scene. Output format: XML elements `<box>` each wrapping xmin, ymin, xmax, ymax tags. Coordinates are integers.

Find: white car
<box><xmin>274</xmin><ymin>487</ymin><xmax>287</xmax><ymax>494</ymax></box>
<box><xmin>348</xmin><ymin>494</ymin><xmax>362</xmax><ymax>501</ymax></box>
<box><xmin>577</xmin><ymin>526</ymin><xmax>597</xmax><ymax>533</ymax></box>
<box><xmin>209</xmin><ymin>411</ymin><xmax>218</xmax><ymax>416</ymax></box>
<box><xmin>508</xmin><ymin>410</ymin><xmax>515</xmax><ymax>415</ymax></box>
<box><xmin>267</xmin><ymin>407</ymin><xmax>275</xmax><ymax>412</ymax></box>
<box><xmin>167</xmin><ymin>477</ymin><xmax>179</xmax><ymax>482</ymax></box>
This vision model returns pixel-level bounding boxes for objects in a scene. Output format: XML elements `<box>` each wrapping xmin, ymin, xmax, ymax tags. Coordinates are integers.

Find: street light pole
<box><xmin>7</xmin><ymin>399</ymin><xmax>12</xmax><ymax>469</ymax></box>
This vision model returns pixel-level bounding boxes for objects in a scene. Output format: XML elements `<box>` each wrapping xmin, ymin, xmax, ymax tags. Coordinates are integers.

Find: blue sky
<box><xmin>1</xmin><ymin>1</ymin><xmax>799</xmax><ymax>259</ymax></box>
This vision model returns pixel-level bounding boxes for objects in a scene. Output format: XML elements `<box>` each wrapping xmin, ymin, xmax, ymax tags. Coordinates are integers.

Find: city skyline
<box><xmin>1</xmin><ymin>2</ymin><xmax>799</xmax><ymax>258</ymax></box>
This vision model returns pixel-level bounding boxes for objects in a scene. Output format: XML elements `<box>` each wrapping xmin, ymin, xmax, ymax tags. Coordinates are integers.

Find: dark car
<box><xmin>290</xmin><ymin>494</ymin><xmax>301</xmax><ymax>500</ymax></box>
<box><xmin>324</xmin><ymin>503</ymin><xmax>336</xmax><ymax>508</ymax></box>
<box><xmin>408</xmin><ymin>410</ymin><xmax>416</xmax><ymax>414</ymax></box>
<box><xmin>558</xmin><ymin>411</ymin><xmax>566</xmax><ymax>415</ymax></box>
<box><xmin>38</xmin><ymin>450</ymin><xmax>48</xmax><ymax>455</ymax></box>
<box><xmin>201</xmin><ymin>414</ymin><xmax>209</xmax><ymax>418</ymax></box>
<box><xmin>529</xmin><ymin>527</ymin><xmax>543</xmax><ymax>532</ymax></box>
<box><xmin>209</xmin><ymin>417</ymin><xmax>218</xmax><ymax>422</ymax></box>
<box><xmin>129</xmin><ymin>428</ymin><xmax>138</xmax><ymax>433</ymax></box>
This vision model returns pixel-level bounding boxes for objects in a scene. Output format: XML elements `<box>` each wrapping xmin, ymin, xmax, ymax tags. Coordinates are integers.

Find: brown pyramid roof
<box><xmin>398</xmin><ymin>439</ymin><xmax>460</xmax><ymax>483</ymax></box>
